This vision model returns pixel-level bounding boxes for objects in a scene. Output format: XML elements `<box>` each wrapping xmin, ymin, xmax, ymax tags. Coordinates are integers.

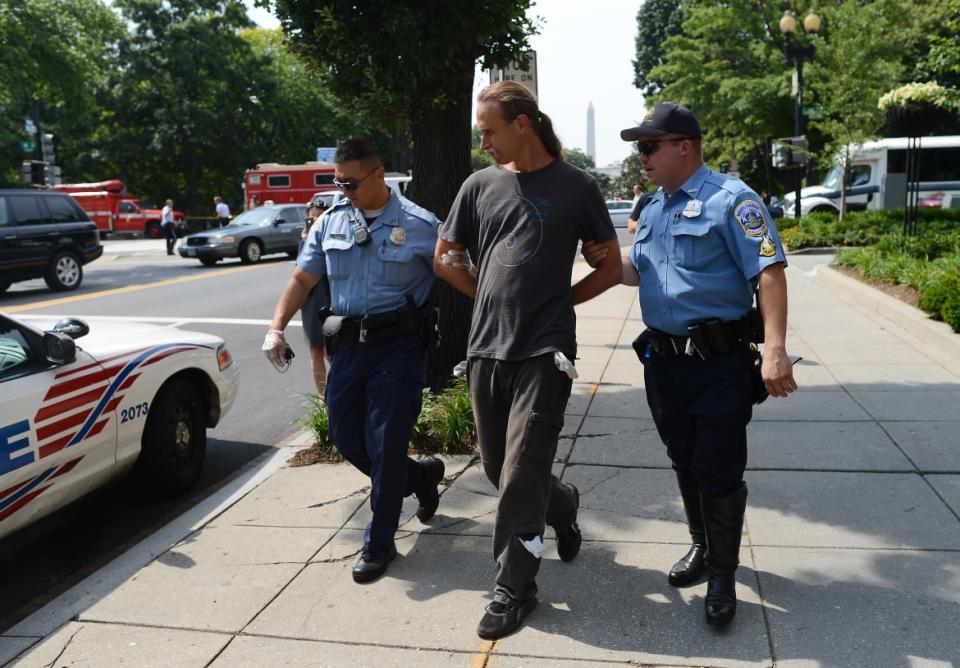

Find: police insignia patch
<box><xmin>734</xmin><ymin>200</ymin><xmax>768</xmax><ymax>237</ymax></box>
<box><xmin>389</xmin><ymin>226</ymin><xmax>406</xmax><ymax>246</ymax></box>
<box><xmin>759</xmin><ymin>234</ymin><xmax>777</xmax><ymax>257</ymax></box>
<box><xmin>643</xmin><ymin>108</ymin><xmax>655</xmax><ymax>123</ymax></box>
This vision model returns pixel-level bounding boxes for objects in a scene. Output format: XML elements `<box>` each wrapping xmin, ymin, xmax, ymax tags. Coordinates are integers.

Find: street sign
<box><xmin>316</xmin><ymin>147</ymin><xmax>336</xmax><ymax>163</ymax></box>
<box><xmin>803</xmin><ymin>104</ymin><xmax>823</xmax><ymax>120</ymax></box>
<box><xmin>24</xmin><ymin>118</ymin><xmax>36</xmax><ymax>135</ymax></box>
<box><xmin>489</xmin><ymin>51</ymin><xmax>538</xmax><ymax>98</ymax></box>
<box><xmin>20</xmin><ymin>140</ymin><xmax>35</xmax><ymax>153</ymax></box>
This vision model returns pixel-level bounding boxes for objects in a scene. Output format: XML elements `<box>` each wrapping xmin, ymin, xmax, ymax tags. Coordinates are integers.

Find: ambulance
<box><xmin>53</xmin><ymin>180</ymin><xmax>186</xmax><ymax>238</ymax></box>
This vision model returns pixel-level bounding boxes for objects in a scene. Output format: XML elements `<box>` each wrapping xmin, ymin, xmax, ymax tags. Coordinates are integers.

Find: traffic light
<box><xmin>772</xmin><ymin>136</ymin><xmax>809</xmax><ymax>168</ymax></box>
<box><xmin>31</xmin><ymin>161</ymin><xmax>45</xmax><ymax>185</ymax></box>
<box><xmin>40</xmin><ymin>133</ymin><xmax>55</xmax><ymax>163</ymax></box>
<box><xmin>43</xmin><ymin>164</ymin><xmax>62</xmax><ymax>185</ymax></box>
<box><xmin>21</xmin><ymin>161</ymin><xmax>33</xmax><ymax>185</ymax></box>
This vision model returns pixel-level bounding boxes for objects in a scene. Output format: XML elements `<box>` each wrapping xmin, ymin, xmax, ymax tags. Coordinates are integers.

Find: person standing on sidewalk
<box><xmin>161</xmin><ymin>199</ymin><xmax>176</xmax><ymax>255</ymax></box>
<box><xmin>298</xmin><ymin>193</ymin><xmax>330</xmax><ymax>395</ymax></box>
<box><xmin>434</xmin><ymin>81</ymin><xmax>622</xmax><ymax>640</ymax></box>
<box><xmin>214</xmin><ymin>196</ymin><xmax>231</xmax><ymax>227</ymax></box>
<box><xmin>583</xmin><ymin>102</ymin><xmax>797</xmax><ymax>628</ymax></box>
<box><xmin>262</xmin><ymin>139</ymin><xmax>445</xmax><ymax>584</ymax></box>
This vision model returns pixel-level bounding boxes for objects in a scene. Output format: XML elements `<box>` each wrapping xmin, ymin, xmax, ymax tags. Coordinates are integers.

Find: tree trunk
<box><xmin>408</xmin><ymin>56</ymin><xmax>475</xmax><ymax>392</ymax></box>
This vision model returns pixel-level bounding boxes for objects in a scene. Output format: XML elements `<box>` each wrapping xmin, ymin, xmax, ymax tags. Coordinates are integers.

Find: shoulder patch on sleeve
<box><xmin>733</xmin><ymin>199</ymin><xmax>768</xmax><ymax>237</ymax></box>
<box><xmin>399</xmin><ymin>198</ymin><xmax>438</xmax><ymax>228</ymax></box>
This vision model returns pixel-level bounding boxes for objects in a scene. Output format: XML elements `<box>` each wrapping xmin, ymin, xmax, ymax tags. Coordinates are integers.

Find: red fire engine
<box><xmin>243</xmin><ymin>162</ymin><xmax>337</xmax><ymax>210</ymax></box>
<box><xmin>52</xmin><ymin>180</ymin><xmax>186</xmax><ymax>238</ymax></box>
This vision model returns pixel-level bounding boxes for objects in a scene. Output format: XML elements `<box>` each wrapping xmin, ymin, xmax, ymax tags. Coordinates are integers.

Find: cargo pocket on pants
<box><xmin>519</xmin><ymin>411</ymin><xmax>564</xmax><ymax>465</ymax></box>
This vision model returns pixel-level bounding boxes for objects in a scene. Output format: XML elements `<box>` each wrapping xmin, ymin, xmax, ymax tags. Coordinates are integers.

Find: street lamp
<box><xmin>780</xmin><ymin>8</ymin><xmax>821</xmax><ymax>218</ymax></box>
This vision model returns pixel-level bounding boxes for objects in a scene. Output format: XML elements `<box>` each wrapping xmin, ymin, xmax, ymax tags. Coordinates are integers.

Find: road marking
<box><xmin>16</xmin><ymin>314</ymin><xmax>305</xmax><ymax>327</ymax></box>
<box><xmin>470</xmin><ymin>640</ymin><xmax>495</xmax><ymax>667</ymax></box>
<box><xmin>4</xmin><ymin>264</ymin><xmax>272</xmax><ymax>314</ymax></box>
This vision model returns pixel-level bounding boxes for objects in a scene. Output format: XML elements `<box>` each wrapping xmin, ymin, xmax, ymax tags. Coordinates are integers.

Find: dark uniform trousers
<box><xmin>468</xmin><ymin>353</ymin><xmax>578</xmax><ymax>604</ymax></box>
<box><xmin>643</xmin><ymin>348</ymin><xmax>753</xmax><ymax>497</ymax></box>
<box><xmin>326</xmin><ymin>334</ymin><xmax>427</xmax><ymax>554</ymax></box>
<box><xmin>164</xmin><ymin>223</ymin><xmax>177</xmax><ymax>254</ymax></box>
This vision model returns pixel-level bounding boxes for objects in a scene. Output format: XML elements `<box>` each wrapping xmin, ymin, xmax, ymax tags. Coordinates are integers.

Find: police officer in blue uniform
<box><xmin>584</xmin><ymin>103</ymin><xmax>797</xmax><ymax>627</ymax></box>
<box><xmin>263</xmin><ymin>139</ymin><xmax>445</xmax><ymax>584</ymax></box>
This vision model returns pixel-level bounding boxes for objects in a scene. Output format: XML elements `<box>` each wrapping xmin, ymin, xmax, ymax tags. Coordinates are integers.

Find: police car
<box><xmin>0</xmin><ymin>312</ymin><xmax>239</xmax><ymax>541</ymax></box>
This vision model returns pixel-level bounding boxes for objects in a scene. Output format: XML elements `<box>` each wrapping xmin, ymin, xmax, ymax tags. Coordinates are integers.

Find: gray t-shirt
<box><xmin>440</xmin><ymin>160</ymin><xmax>616</xmax><ymax>361</ymax></box>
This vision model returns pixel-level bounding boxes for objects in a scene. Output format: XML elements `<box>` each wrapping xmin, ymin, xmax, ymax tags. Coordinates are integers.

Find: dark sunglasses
<box><xmin>332</xmin><ymin>166</ymin><xmax>379</xmax><ymax>192</ymax></box>
<box><xmin>636</xmin><ymin>138</ymin><xmax>688</xmax><ymax>156</ymax></box>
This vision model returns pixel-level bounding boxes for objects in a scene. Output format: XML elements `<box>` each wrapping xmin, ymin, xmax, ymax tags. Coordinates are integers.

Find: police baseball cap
<box><xmin>620</xmin><ymin>103</ymin><xmax>702</xmax><ymax>140</ymax></box>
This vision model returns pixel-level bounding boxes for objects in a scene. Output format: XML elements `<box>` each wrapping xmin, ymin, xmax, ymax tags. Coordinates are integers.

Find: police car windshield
<box><xmin>228</xmin><ymin>208</ymin><xmax>276</xmax><ymax>227</ymax></box>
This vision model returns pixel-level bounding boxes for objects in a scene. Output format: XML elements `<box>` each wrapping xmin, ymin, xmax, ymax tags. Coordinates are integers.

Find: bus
<box><xmin>783</xmin><ymin>135</ymin><xmax>960</xmax><ymax>217</ymax></box>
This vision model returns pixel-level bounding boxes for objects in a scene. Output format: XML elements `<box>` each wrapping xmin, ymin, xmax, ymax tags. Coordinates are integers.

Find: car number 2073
<box><xmin>120</xmin><ymin>402</ymin><xmax>150</xmax><ymax>423</ymax></box>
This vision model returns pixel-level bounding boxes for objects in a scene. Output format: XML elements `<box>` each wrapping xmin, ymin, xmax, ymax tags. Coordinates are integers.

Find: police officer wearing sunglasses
<box><xmin>263</xmin><ymin>139</ymin><xmax>445</xmax><ymax>584</ymax></box>
<box><xmin>584</xmin><ymin>102</ymin><xmax>797</xmax><ymax>628</ymax></box>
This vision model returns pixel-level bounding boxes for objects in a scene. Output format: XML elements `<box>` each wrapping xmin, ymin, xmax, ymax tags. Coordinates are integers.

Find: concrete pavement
<box><xmin>4</xmin><ymin>252</ymin><xmax>960</xmax><ymax>667</ymax></box>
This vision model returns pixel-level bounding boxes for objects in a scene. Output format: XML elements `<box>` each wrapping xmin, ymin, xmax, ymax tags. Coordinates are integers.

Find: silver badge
<box><xmin>390</xmin><ymin>226</ymin><xmax>407</xmax><ymax>246</ymax></box>
<box><xmin>682</xmin><ymin>199</ymin><xmax>703</xmax><ymax>218</ymax></box>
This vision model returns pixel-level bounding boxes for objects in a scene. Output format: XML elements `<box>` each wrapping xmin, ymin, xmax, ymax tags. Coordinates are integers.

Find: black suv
<box><xmin>0</xmin><ymin>189</ymin><xmax>103</xmax><ymax>293</ymax></box>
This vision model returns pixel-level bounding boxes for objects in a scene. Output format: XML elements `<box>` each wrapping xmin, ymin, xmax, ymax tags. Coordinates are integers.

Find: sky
<box><xmin>245</xmin><ymin>0</ymin><xmax>648</xmax><ymax>168</ymax></box>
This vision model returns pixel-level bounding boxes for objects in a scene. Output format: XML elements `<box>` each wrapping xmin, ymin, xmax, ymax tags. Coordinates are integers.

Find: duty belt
<box><xmin>644</xmin><ymin>311</ymin><xmax>762</xmax><ymax>360</ymax></box>
<box><xmin>322</xmin><ymin>303</ymin><xmax>436</xmax><ymax>346</ymax></box>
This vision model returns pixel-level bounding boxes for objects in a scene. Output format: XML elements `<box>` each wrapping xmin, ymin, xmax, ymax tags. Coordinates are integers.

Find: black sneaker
<box><xmin>351</xmin><ymin>546</ymin><xmax>397</xmax><ymax>583</ymax></box>
<box><xmin>476</xmin><ymin>597</ymin><xmax>538</xmax><ymax>639</ymax></box>
<box><xmin>415</xmin><ymin>457</ymin><xmax>445</xmax><ymax>522</ymax></box>
<box><xmin>555</xmin><ymin>483</ymin><xmax>582</xmax><ymax>562</ymax></box>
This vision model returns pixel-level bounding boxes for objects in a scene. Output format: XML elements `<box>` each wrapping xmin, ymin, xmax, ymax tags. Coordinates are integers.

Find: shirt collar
<box><xmin>678</xmin><ymin>163</ymin><xmax>711</xmax><ymax>199</ymax></box>
<box><xmin>362</xmin><ymin>192</ymin><xmax>399</xmax><ymax>231</ymax></box>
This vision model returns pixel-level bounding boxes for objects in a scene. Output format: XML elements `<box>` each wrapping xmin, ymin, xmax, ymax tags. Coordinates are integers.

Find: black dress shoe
<box><xmin>555</xmin><ymin>483</ymin><xmax>581</xmax><ymax>562</ymax></box>
<box><xmin>668</xmin><ymin>543</ymin><xmax>706</xmax><ymax>587</ymax></box>
<box><xmin>705</xmin><ymin>570</ymin><xmax>737</xmax><ymax>626</ymax></box>
<box><xmin>351</xmin><ymin>546</ymin><xmax>397</xmax><ymax>583</ymax></box>
<box><xmin>477</xmin><ymin>597</ymin><xmax>537</xmax><ymax>639</ymax></box>
<box><xmin>415</xmin><ymin>457</ymin><xmax>445</xmax><ymax>522</ymax></box>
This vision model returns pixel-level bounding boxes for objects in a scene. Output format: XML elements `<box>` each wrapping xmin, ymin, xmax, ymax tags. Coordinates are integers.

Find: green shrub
<box><xmin>781</xmin><ymin>208</ymin><xmax>960</xmax><ymax>250</ymax></box>
<box><xmin>414</xmin><ymin>375</ymin><xmax>476</xmax><ymax>455</ymax></box>
<box><xmin>295</xmin><ymin>393</ymin><xmax>342</xmax><ymax>463</ymax></box>
<box><xmin>918</xmin><ymin>267</ymin><xmax>960</xmax><ymax>319</ymax></box>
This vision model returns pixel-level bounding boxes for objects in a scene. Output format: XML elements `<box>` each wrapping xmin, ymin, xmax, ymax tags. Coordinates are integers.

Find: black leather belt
<box><xmin>333</xmin><ymin>306</ymin><xmax>424</xmax><ymax>344</ymax></box>
<box><xmin>646</xmin><ymin>312</ymin><xmax>760</xmax><ymax>359</ymax></box>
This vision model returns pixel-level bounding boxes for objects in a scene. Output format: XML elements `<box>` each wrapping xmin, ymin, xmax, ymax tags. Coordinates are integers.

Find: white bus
<box><xmin>783</xmin><ymin>135</ymin><xmax>960</xmax><ymax>217</ymax></box>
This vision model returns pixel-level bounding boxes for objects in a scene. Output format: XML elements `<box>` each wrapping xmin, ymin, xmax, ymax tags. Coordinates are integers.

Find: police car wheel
<box><xmin>240</xmin><ymin>239</ymin><xmax>263</xmax><ymax>264</ymax></box>
<box><xmin>137</xmin><ymin>378</ymin><xmax>206</xmax><ymax>495</ymax></box>
<box><xmin>44</xmin><ymin>252</ymin><xmax>83</xmax><ymax>291</ymax></box>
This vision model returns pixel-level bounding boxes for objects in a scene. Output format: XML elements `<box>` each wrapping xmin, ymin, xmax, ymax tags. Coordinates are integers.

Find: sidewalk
<box><xmin>5</xmin><ymin>254</ymin><xmax>960</xmax><ymax>667</ymax></box>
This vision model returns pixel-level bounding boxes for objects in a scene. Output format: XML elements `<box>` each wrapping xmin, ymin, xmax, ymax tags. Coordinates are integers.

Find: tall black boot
<box><xmin>668</xmin><ymin>470</ymin><xmax>706</xmax><ymax>587</ymax></box>
<box><xmin>701</xmin><ymin>484</ymin><xmax>748</xmax><ymax>627</ymax></box>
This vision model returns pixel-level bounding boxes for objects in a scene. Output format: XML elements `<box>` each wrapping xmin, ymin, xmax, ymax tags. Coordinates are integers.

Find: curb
<box><xmin>811</xmin><ymin>265</ymin><xmax>960</xmax><ymax>371</ymax></box>
<box><xmin>1</xmin><ymin>432</ymin><xmax>311</xmax><ymax>646</ymax></box>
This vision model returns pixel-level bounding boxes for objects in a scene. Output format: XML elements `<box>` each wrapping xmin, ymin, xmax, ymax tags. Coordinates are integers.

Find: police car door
<box><xmin>0</xmin><ymin>316</ymin><xmax>117</xmax><ymax>539</ymax></box>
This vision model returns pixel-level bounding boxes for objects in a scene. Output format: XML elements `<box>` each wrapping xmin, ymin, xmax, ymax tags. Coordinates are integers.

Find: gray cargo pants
<box><xmin>469</xmin><ymin>353</ymin><xmax>578</xmax><ymax>604</ymax></box>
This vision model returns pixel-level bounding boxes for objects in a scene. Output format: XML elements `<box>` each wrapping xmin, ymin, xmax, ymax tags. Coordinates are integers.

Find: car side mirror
<box><xmin>273</xmin><ymin>219</ymin><xmax>284</xmax><ymax>225</ymax></box>
<box><xmin>44</xmin><ymin>332</ymin><xmax>76</xmax><ymax>366</ymax></box>
<box><xmin>52</xmin><ymin>317</ymin><xmax>90</xmax><ymax>339</ymax></box>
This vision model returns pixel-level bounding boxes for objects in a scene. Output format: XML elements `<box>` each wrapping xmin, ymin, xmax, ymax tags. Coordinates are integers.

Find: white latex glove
<box><xmin>262</xmin><ymin>329</ymin><xmax>292</xmax><ymax>372</ymax></box>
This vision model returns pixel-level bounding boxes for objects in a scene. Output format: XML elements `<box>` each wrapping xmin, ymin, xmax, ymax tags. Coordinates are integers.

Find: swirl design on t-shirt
<box><xmin>490</xmin><ymin>195</ymin><xmax>544</xmax><ymax>267</ymax></box>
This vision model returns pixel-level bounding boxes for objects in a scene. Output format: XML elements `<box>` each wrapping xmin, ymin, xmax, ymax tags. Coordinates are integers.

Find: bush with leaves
<box><xmin>781</xmin><ymin>208</ymin><xmax>960</xmax><ymax>250</ymax></box>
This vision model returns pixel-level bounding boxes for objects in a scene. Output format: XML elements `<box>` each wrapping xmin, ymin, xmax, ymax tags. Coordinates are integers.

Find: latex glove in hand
<box><xmin>262</xmin><ymin>329</ymin><xmax>293</xmax><ymax>372</ymax></box>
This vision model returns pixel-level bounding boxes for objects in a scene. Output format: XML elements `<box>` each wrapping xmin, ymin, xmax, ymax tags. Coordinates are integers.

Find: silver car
<box><xmin>178</xmin><ymin>204</ymin><xmax>306</xmax><ymax>265</ymax></box>
<box><xmin>606</xmin><ymin>199</ymin><xmax>634</xmax><ymax>228</ymax></box>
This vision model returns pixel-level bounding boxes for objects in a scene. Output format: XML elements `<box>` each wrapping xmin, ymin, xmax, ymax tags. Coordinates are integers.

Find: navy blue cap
<box><xmin>620</xmin><ymin>102</ymin><xmax>702</xmax><ymax>140</ymax></box>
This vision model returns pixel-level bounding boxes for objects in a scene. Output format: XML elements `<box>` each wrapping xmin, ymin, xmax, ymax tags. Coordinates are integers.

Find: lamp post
<box><xmin>780</xmin><ymin>9</ymin><xmax>821</xmax><ymax>218</ymax></box>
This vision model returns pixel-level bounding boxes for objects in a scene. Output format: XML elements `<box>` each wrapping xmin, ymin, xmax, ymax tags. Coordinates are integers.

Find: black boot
<box><xmin>701</xmin><ymin>484</ymin><xmax>748</xmax><ymax>627</ymax></box>
<box><xmin>668</xmin><ymin>471</ymin><xmax>706</xmax><ymax>587</ymax></box>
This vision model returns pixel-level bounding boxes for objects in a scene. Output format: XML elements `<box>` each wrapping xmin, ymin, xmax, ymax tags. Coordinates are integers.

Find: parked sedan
<box><xmin>178</xmin><ymin>204</ymin><xmax>306</xmax><ymax>266</ymax></box>
<box><xmin>0</xmin><ymin>312</ymin><xmax>238</xmax><ymax>541</ymax></box>
<box><xmin>606</xmin><ymin>199</ymin><xmax>634</xmax><ymax>228</ymax></box>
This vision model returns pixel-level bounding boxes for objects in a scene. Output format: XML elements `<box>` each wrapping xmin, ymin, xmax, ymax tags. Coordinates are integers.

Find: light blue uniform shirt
<box><xmin>629</xmin><ymin>164</ymin><xmax>787</xmax><ymax>336</ymax></box>
<box><xmin>298</xmin><ymin>193</ymin><xmax>438</xmax><ymax>317</ymax></box>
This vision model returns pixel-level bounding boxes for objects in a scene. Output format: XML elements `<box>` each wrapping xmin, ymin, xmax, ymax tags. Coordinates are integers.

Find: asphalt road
<box><xmin>0</xmin><ymin>240</ymin><xmax>317</xmax><ymax>632</ymax></box>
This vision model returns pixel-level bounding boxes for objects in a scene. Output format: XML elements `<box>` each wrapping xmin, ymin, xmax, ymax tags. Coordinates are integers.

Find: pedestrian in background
<box><xmin>434</xmin><ymin>80</ymin><xmax>622</xmax><ymax>640</ymax></box>
<box><xmin>161</xmin><ymin>199</ymin><xmax>176</xmax><ymax>255</ymax></box>
<box><xmin>299</xmin><ymin>193</ymin><xmax>330</xmax><ymax>395</ymax></box>
<box><xmin>583</xmin><ymin>102</ymin><xmax>797</xmax><ymax>628</ymax></box>
<box><xmin>214</xmin><ymin>196</ymin><xmax>231</xmax><ymax>227</ymax></box>
<box><xmin>263</xmin><ymin>139</ymin><xmax>445</xmax><ymax>585</ymax></box>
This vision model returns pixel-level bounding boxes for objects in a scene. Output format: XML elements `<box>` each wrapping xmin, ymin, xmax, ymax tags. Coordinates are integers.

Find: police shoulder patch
<box><xmin>733</xmin><ymin>199</ymin><xmax>768</xmax><ymax>238</ymax></box>
<box><xmin>759</xmin><ymin>234</ymin><xmax>777</xmax><ymax>257</ymax></box>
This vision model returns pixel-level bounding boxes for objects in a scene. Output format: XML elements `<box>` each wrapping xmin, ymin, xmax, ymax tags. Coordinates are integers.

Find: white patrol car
<box><xmin>0</xmin><ymin>312</ymin><xmax>239</xmax><ymax>541</ymax></box>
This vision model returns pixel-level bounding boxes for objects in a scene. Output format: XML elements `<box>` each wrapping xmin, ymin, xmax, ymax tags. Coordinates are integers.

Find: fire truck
<box><xmin>243</xmin><ymin>162</ymin><xmax>411</xmax><ymax>210</ymax></box>
<box><xmin>52</xmin><ymin>180</ymin><xmax>186</xmax><ymax>238</ymax></box>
